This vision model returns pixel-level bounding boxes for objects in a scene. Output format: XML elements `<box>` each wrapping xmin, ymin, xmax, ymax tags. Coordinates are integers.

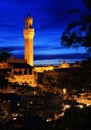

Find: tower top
<box><xmin>25</xmin><ymin>14</ymin><xmax>33</xmax><ymax>28</ymax></box>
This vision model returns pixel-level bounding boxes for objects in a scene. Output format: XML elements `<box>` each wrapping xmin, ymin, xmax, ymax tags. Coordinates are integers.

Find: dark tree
<box><xmin>54</xmin><ymin>106</ymin><xmax>91</xmax><ymax>130</ymax></box>
<box><xmin>0</xmin><ymin>75</ymin><xmax>8</xmax><ymax>89</ymax></box>
<box><xmin>83</xmin><ymin>0</ymin><xmax>91</xmax><ymax>10</ymax></box>
<box><xmin>0</xmin><ymin>48</ymin><xmax>12</xmax><ymax>88</ymax></box>
<box><xmin>61</xmin><ymin>0</ymin><xmax>91</xmax><ymax>53</ymax></box>
<box><xmin>0</xmin><ymin>48</ymin><xmax>11</xmax><ymax>62</ymax></box>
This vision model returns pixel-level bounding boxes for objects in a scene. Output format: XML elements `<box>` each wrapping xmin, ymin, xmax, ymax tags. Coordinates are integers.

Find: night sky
<box><xmin>0</xmin><ymin>0</ymin><xmax>87</xmax><ymax>65</ymax></box>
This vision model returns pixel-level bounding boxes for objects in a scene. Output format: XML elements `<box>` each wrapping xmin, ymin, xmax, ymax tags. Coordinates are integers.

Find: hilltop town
<box><xmin>0</xmin><ymin>15</ymin><xmax>91</xmax><ymax>130</ymax></box>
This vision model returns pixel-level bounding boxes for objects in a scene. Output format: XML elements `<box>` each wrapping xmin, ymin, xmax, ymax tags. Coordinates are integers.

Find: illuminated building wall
<box><xmin>58</xmin><ymin>60</ymin><xmax>70</xmax><ymax>68</ymax></box>
<box><xmin>34</xmin><ymin>65</ymin><xmax>55</xmax><ymax>72</ymax></box>
<box><xmin>8</xmin><ymin>59</ymin><xmax>37</xmax><ymax>87</ymax></box>
<box><xmin>10</xmin><ymin>73</ymin><xmax>37</xmax><ymax>87</ymax></box>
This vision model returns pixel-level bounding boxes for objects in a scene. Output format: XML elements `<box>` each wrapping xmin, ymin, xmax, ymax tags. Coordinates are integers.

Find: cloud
<box><xmin>34</xmin><ymin>44</ymin><xmax>65</xmax><ymax>52</ymax></box>
<box><xmin>34</xmin><ymin>53</ymin><xmax>86</xmax><ymax>61</ymax></box>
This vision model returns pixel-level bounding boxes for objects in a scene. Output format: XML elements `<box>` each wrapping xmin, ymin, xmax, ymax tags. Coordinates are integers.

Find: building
<box><xmin>23</xmin><ymin>15</ymin><xmax>34</xmax><ymax>66</ymax></box>
<box><xmin>34</xmin><ymin>65</ymin><xmax>55</xmax><ymax>72</ymax></box>
<box><xmin>0</xmin><ymin>15</ymin><xmax>37</xmax><ymax>87</ymax></box>
<box><xmin>0</xmin><ymin>15</ymin><xmax>81</xmax><ymax>87</ymax></box>
<box><xmin>58</xmin><ymin>60</ymin><xmax>70</xmax><ymax>69</ymax></box>
<box><xmin>8</xmin><ymin>59</ymin><xmax>37</xmax><ymax>86</ymax></box>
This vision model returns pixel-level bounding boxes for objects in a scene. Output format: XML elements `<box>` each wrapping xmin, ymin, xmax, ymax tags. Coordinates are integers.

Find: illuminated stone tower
<box><xmin>23</xmin><ymin>15</ymin><xmax>34</xmax><ymax>66</ymax></box>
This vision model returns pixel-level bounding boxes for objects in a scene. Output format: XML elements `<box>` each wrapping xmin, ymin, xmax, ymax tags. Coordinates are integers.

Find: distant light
<box><xmin>46</xmin><ymin>118</ymin><xmax>52</xmax><ymax>122</ymax></box>
<box><xmin>86</xmin><ymin>104</ymin><xmax>90</xmax><ymax>107</ymax></box>
<box><xmin>30</xmin><ymin>101</ymin><xmax>33</xmax><ymax>104</ymax></box>
<box><xmin>8</xmin><ymin>100</ymin><xmax>10</xmax><ymax>103</ymax></box>
<box><xmin>17</xmin><ymin>103</ymin><xmax>20</xmax><ymax>106</ymax></box>
<box><xmin>77</xmin><ymin>104</ymin><xmax>84</xmax><ymax>108</ymax></box>
<box><xmin>65</xmin><ymin>105</ymin><xmax>70</xmax><ymax>109</ymax></box>
<box><xmin>82</xmin><ymin>89</ymin><xmax>84</xmax><ymax>91</ymax></box>
<box><xmin>60</xmin><ymin>112</ymin><xmax>65</xmax><ymax>117</ymax></box>
<box><xmin>13</xmin><ymin>117</ymin><xmax>17</xmax><ymax>120</ymax></box>
<box><xmin>63</xmin><ymin>88</ymin><xmax>67</xmax><ymax>94</ymax></box>
<box><xmin>63</xmin><ymin>104</ymin><xmax>71</xmax><ymax>111</ymax></box>
<box><xmin>49</xmin><ymin>66</ymin><xmax>54</xmax><ymax>70</ymax></box>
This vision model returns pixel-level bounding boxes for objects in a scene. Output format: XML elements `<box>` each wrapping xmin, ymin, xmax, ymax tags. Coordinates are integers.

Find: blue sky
<box><xmin>0</xmin><ymin>0</ymin><xmax>87</xmax><ymax>65</ymax></box>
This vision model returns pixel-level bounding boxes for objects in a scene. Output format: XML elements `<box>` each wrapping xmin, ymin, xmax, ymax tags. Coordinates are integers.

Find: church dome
<box><xmin>59</xmin><ymin>60</ymin><xmax>70</xmax><ymax>68</ymax></box>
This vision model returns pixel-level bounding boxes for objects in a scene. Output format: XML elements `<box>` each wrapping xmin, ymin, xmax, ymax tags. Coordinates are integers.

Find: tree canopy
<box><xmin>0</xmin><ymin>48</ymin><xmax>11</xmax><ymax>62</ymax></box>
<box><xmin>61</xmin><ymin>0</ymin><xmax>91</xmax><ymax>53</ymax></box>
<box><xmin>0</xmin><ymin>48</ymin><xmax>11</xmax><ymax>88</ymax></box>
